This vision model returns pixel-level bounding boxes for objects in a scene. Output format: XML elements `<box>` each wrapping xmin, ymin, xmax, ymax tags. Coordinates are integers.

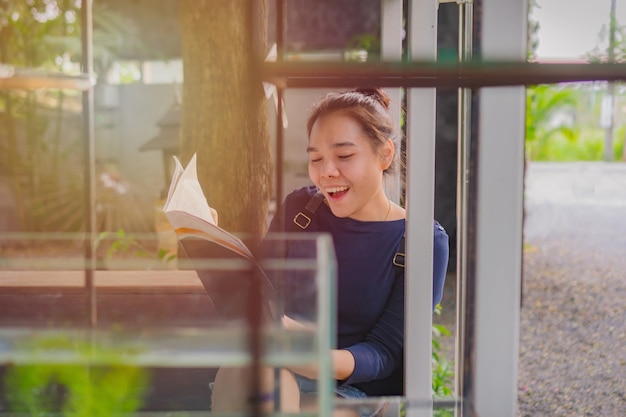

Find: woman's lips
<box><xmin>325</xmin><ymin>186</ymin><xmax>349</xmax><ymax>200</ymax></box>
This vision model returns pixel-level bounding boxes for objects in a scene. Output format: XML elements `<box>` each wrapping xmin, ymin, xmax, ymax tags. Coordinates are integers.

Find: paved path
<box><xmin>524</xmin><ymin>162</ymin><xmax>626</xmax><ymax>256</ymax></box>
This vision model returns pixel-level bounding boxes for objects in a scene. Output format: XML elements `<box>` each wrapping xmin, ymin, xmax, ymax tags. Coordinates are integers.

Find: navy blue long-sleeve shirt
<box><xmin>267</xmin><ymin>186</ymin><xmax>449</xmax><ymax>396</ymax></box>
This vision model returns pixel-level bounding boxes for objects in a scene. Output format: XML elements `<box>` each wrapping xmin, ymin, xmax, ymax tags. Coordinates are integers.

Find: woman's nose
<box><xmin>320</xmin><ymin>160</ymin><xmax>339</xmax><ymax>178</ymax></box>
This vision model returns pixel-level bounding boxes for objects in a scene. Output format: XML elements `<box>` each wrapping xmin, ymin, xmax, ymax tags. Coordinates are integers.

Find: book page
<box><xmin>163</xmin><ymin>154</ymin><xmax>254</xmax><ymax>260</ymax></box>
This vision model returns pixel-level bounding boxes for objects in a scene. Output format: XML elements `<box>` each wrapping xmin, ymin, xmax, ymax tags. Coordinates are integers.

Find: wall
<box><xmin>95</xmin><ymin>83</ymin><xmax>179</xmax><ymax>201</ymax></box>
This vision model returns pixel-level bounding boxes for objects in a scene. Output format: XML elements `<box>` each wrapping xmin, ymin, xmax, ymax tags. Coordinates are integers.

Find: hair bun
<box><xmin>355</xmin><ymin>87</ymin><xmax>390</xmax><ymax>110</ymax></box>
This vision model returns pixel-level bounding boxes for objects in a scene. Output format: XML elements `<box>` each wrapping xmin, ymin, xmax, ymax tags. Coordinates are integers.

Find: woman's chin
<box><xmin>328</xmin><ymin>205</ymin><xmax>350</xmax><ymax>219</ymax></box>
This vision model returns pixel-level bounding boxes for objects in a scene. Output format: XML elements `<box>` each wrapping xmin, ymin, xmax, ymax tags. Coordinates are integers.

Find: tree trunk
<box><xmin>179</xmin><ymin>0</ymin><xmax>272</xmax><ymax>243</ymax></box>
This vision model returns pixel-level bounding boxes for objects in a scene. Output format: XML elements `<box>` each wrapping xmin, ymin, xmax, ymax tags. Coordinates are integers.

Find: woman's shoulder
<box><xmin>433</xmin><ymin>220</ymin><xmax>448</xmax><ymax>241</ymax></box>
<box><xmin>284</xmin><ymin>185</ymin><xmax>320</xmax><ymax>208</ymax></box>
<box><xmin>273</xmin><ymin>185</ymin><xmax>322</xmax><ymax>226</ymax></box>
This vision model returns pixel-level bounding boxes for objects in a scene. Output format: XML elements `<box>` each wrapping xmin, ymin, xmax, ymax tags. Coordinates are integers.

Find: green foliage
<box><xmin>404</xmin><ymin>303</ymin><xmax>454</xmax><ymax>417</ymax></box>
<box><xmin>527</xmin><ymin>0</ymin><xmax>541</xmax><ymax>60</ymax></box>
<box><xmin>346</xmin><ymin>33</ymin><xmax>381</xmax><ymax>55</ymax></box>
<box><xmin>531</xmin><ymin>126</ymin><xmax>625</xmax><ymax>161</ymax></box>
<box><xmin>584</xmin><ymin>16</ymin><xmax>626</xmax><ymax>63</ymax></box>
<box><xmin>526</xmin><ymin>85</ymin><xmax>579</xmax><ymax>160</ymax></box>
<box><xmin>157</xmin><ymin>247</ymin><xmax>178</xmax><ymax>264</ymax></box>
<box><xmin>398</xmin><ymin>304</ymin><xmax>454</xmax><ymax>417</ymax></box>
<box><xmin>0</xmin><ymin>1</ymin><xmax>81</xmax><ymax>68</ymax></box>
<box><xmin>4</xmin><ymin>335</ymin><xmax>150</xmax><ymax>416</ymax></box>
<box><xmin>95</xmin><ymin>229</ymin><xmax>150</xmax><ymax>259</ymax></box>
<box><xmin>434</xmin><ymin>407</ymin><xmax>454</xmax><ymax>417</ymax></box>
<box><xmin>432</xmin><ymin>327</ymin><xmax>455</xmax><ymax>416</ymax></box>
<box><xmin>95</xmin><ymin>229</ymin><xmax>177</xmax><ymax>266</ymax></box>
<box><xmin>432</xmin><ymin>304</ymin><xmax>454</xmax><ymax>399</ymax></box>
<box><xmin>525</xmin><ymin>83</ymin><xmax>626</xmax><ymax>161</ymax></box>
<box><xmin>528</xmin><ymin>8</ymin><xmax>626</xmax><ymax>162</ymax></box>
<box><xmin>0</xmin><ymin>1</ymin><xmax>145</xmax><ymax>76</ymax></box>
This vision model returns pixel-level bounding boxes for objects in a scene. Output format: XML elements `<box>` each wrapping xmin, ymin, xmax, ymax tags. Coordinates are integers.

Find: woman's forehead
<box><xmin>309</xmin><ymin>114</ymin><xmax>365</xmax><ymax>144</ymax></box>
<box><xmin>307</xmin><ymin>140</ymin><xmax>357</xmax><ymax>154</ymax></box>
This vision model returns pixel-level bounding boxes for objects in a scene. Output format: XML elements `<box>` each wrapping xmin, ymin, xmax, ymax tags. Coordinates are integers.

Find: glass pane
<box><xmin>0</xmin><ymin>233</ymin><xmax>336</xmax><ymax>415</ymax></box>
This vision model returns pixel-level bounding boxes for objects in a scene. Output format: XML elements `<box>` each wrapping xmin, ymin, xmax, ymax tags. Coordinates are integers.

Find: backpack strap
<box><xmin>393</xmin><ymin>221</ymin><xmax>437</xmax><ymax>270</ymax></box>
<box><xmin>292</xmin><ymin>191</ymin><xmax>325</xmax><ymax>230</ymax></box>
<box><xmin>291</xmin><ymin>192</ymin><xmax>406</xmax><ymax>274</ymax></box>
<box><xmin>393</xmin><ymin>234</ymin><xmax>405</xmax><ymax>269</ymax></box>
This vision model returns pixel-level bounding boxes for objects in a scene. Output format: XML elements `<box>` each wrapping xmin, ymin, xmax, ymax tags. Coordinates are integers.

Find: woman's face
<box><xmin>307</xmin><ymin>113</ymin><xmax>393</xmax><ymax>221</ymax></box>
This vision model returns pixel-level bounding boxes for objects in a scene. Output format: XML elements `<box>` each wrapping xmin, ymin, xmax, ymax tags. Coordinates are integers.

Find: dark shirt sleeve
<box><xmin>432</xmin><ymin>221</ymin><xmax>449</xmax><ymax>308</ymax></box>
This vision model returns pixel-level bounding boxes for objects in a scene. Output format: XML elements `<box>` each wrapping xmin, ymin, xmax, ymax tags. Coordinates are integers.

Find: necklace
<box><xmin>383</xmin><ymin>199</ymin><xmax>391</xmax><ymax>221</ymax></box>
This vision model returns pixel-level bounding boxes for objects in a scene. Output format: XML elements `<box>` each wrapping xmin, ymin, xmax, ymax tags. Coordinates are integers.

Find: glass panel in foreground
<box><xmin>0</xmin><ymin>232</ymin><xmax>335</xmax><ymax>416</ymax></box>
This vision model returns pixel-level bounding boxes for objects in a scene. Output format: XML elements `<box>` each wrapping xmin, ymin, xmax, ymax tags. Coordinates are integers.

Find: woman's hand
<box><xmin>210</xmin><ymin>207</ymin><xmax>219</xmax><ymax>225</ymax></box>
<box><xmin>287</xmin><ymin>349</ymin><xmax>356</xmax><ymax>381</ymax></box>
<box><xmin>280</xmin><ymin>316</ymin><xmax>355</xmax><ymax>380</ymax></box>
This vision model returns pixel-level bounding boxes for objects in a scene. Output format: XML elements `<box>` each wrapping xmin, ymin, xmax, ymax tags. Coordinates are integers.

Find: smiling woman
<box><xmin>210</xmin><ymin>88</ymin><xmax>450</xmax><ymax>414</ymax></box>
<box><xmin>305</xmin><ymin>89</ymin><xmax>397</xmax><ymax>222</ymax></box>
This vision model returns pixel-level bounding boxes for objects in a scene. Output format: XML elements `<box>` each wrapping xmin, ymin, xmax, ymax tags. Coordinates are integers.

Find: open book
<box><xmin>163</xmin><ymin>153</ymin><xmax>255</xmax><ymax>261</ymax></box>
<box><xmin>163</xmin><ymin>154</ymin><xmax>278</xmax><ymax>321</ymax></box>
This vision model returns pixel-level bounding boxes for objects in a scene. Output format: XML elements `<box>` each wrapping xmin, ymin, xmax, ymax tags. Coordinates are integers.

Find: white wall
<box><xmin>95</xmin><ymin>83</ymin><xmax>179</xmax><ymax>201</ymax></box>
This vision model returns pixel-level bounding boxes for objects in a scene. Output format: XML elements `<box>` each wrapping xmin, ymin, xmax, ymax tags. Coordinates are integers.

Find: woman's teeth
<box><xmin>326</xmin><ymin>186</ymin><xmax>349</xmax><ymax>197</ymax></box>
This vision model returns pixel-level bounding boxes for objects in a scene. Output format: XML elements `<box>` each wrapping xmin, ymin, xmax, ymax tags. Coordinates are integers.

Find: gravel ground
<box><xmin>518</xmin><ymin>236</ymin><xmax>626</xmax><ymax>417</ymax></box>
<box><xmin>518</xmin><ymin>163</ymin><xmax>626</xmax><ymax>417</ymax></box>
<box><xmin>435</xmin><ymin>163</ymin><xmax>626</xmax><ymax>416</ymax></box>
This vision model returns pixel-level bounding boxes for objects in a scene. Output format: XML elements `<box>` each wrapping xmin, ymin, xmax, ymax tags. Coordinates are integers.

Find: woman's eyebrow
<box><xmin>306</xmin><ymin>141</ymin><xmax>356</xmax><ymax>153</ymax></box>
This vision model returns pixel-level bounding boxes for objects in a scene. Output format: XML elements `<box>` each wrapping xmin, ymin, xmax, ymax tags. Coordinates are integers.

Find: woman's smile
<box><xmin>325</xmin><ymin>186</ymin><xmax>350</xmax><ymax>200</ymax></box>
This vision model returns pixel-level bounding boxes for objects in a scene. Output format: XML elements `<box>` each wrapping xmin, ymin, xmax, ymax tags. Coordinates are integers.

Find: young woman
<box><xmin>211</xmin><ymin>88</ymin><xmax>449</xmax><ymax>413</ymax></box>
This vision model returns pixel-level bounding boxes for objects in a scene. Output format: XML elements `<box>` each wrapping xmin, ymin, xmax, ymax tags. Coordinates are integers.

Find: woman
<box><xmin>211</xmin><ymin>87</ymin><xmax>449</xmax><ymax>413</ymax></box>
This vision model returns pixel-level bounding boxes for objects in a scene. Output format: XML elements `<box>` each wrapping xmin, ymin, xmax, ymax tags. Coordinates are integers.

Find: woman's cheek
<box><xmin>308</xmin><ymin>164</ymin><xmax>318</xmax><ymax>183</ymax></box>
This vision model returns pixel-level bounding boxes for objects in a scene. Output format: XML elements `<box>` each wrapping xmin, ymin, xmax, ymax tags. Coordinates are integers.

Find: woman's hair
<box><xmin>306</xmin><ymin>87</ymin><xmax>397</xmax><ymax>175</ymax></box>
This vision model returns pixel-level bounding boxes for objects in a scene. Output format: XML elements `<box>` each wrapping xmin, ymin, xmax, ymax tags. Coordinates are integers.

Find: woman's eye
<box><xmin>310</xmin><ymin>158</ymin><xmax>322</xmax><ymax>163</ymax></box>
<box><xmin>338</xmin><ymin>154</ymin><xmax>354</xmax><ymax>160</ymax></box>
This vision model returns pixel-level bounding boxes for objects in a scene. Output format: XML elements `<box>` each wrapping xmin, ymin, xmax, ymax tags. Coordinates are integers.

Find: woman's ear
<box><xmin>381</xmin><ymin>140</ymin><xmax>395</xmax><ymax>170</ymax></box>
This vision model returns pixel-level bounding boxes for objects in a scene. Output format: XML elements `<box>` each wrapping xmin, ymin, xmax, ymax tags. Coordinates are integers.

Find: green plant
<box><xmin>431</xmin><ymin>303</ymin><xmax>454</xmax><ymax>417</ymax></box>
<box><xmin>346</xmin><ymin>33</ymin><xmax>381</xmax><ymax>55</ymax></box>
<box><xmin>393</xmin><ymin>305</ymin><xmax>455</xmax><ymax>417</ymax></box>
<box><xmin>525</xmin><ymin>84</ymin><xmax>579</xmax><ymax>160</ymax></box>
<box><xmin>584</xmin><ymin>14</ymin><xmax>626</xmax><ymax>63</ymax></box>
<box><xmin>95</xmin><ymin>228</ymin><xmax>177</xmax><ymax>266</ymax></box>
<box><xmin>95</xmin><ymin>229</ymin><xmax>151</xmax><ymax>259</ymax></box>
<box><xmin>432</xmin><ymin>304</ymin><xmax>454</xmax><ymax>398</ymax></box>
<box><xmin>4</xmin><ymin>335</ymin><xmax>150</xmax><ymax>417</ymax></box>
<box><xmin>530</xmin><ymin>126</ymin><xmax>625</xmax><ymax>161</ymax></box>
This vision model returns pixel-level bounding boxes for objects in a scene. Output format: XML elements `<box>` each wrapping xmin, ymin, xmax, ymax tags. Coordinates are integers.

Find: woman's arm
<box><xmin>432</xmin><ymin>221</ymin><xmax>450</xmax><ymax>308</ymax></box>
<box><xmin>286</xmin><ymin>349</ymin><xmax>356</xmax><ymax>381</ymax></box>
